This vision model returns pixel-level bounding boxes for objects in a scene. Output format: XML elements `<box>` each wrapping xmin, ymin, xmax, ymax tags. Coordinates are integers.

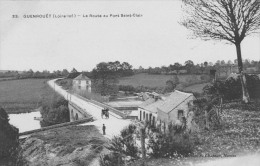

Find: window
<box><xmin>178</xmin><ymin>110</ymin><xmax>184</xmax><ymax>119</ymax></box>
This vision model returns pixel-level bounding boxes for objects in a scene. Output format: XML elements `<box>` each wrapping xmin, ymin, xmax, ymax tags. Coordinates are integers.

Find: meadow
<box><xmin>0</xmin><ymin>79</ymin><xmax>54</xmax><ymax>114</ymax></box>
<box><xmin>119</xmin><ymin>73</ymin><xmax>209</xmax><ymax>89</ymax></box>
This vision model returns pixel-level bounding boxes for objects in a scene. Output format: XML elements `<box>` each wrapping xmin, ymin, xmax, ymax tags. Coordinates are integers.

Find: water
<box><xmin>9</xmin><ymin>111</ymin><xmax>41</xmax><ymax>133</ymax></box>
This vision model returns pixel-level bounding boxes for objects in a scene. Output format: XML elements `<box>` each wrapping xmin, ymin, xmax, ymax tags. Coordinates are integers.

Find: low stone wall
<box><xmin>19</xmin><ymin>117</ymin><xmax>93</xmax><ymax>137</ymax></box>
<box><xmin>74</xmin><ymin>94</ymin><xmax>127</xmax><ymax>119</ymax></box>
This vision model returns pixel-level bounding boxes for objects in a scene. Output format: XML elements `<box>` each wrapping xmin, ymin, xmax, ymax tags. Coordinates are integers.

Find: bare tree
<box><xmin>181</xmin><ymin>0</ymin><xmax>260</xmax><ymax>103</ymax></box>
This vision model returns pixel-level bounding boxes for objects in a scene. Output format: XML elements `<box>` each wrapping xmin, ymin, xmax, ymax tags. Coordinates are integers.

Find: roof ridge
<box><xmin>74</xmin><ymin>73</ymin><xmax>91</xmax><ymax>80</ymax></box>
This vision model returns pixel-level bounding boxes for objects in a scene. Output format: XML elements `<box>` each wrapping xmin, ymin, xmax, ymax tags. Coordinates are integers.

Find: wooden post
<box><xmin>205</xmin><ymin>110</ymin><xmax>210</xmax><ymax>130</ymax></box>
<box><xmin>220</xmin><ymin>97</ymin><xmax>223</xmax><ymax>114</ymax></box>
<box><xmin>140</xmin><ymin>127</ymin><xmax>146</xmax><ymax>166</ymax></box>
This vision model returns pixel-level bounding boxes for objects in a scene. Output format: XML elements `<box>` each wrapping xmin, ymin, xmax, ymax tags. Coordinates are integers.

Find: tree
<box><xmin>204</xmin><ymin>61</ymin><xmax>208</xmax><ymax>67</ymax></box>
<box><xmin>181</xmin><ymin>0</ymin><xmax>260</xmax><ymax>103</ymax></box>
<box><xmin>92</xmin><ymin>62</ymin><xmax>119</xmax><ymax>96</ymax></box>
<box><xmin>61</xmin><ymin>69</ymin><xmax>69</xmax><ymax>76</ymax></box>
<box><xmin>120</xmin><ymin>62</ymin><xmax>134</xmax><ymax>76</ymax></box>
<box><xmin>184</xmin><ymin>60</ymin><xmax>194</xmax><ymax>73</ymax></box>
<box><xmin>164</xmin><ymin>80</ymin><xmax>176</xmax><ymax>93</ymax></box>
<box><xmin>215</xmin><ymin>60</ymin><xmax>221</xmax><ymax>67</ymax></box>
<box><xmin>161</xmin><ymin>66</ymin><xmax>169</xmax><ymax>74</ymax></box>
<box><xmin>40</xmin><ymin>93</ymin><xmax>70</xmax><ymax>127</ymax></box>
<box><xmin>173</xmin><ymin>62</ymin><xmax>182</xmax><ymax>74</ymax></box>
<box><xmin>71</xmin><ymin>68</ymin><xmax>78</xmax><ymax>73</ymax></box>
<box><xmin>27</xmin><ymin>69</ymin><xmax>34</xmax><ymax>77</ymax></box>
<box><xmin>227</xmin><ymin>60</ymin><xmax>233</xmax><ymax>65</ymax></box>
<box><xmin>244</xmin><ymin>59</ymin><xmax>251</xmax><ymax>69</ymax></box>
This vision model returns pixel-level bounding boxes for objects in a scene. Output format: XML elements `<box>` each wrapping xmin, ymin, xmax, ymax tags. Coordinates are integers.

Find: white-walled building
<box><xmin>157</xmin><ymin>90</ymin><xmax>194</xmax><ymax>125</ymax></box>
<box><xmin>138</xmin><ymin>90</ymin><xmax>194</xmax><ymax>129</ymax></box>
<box><xmin>138</xmin><ymin>97</ymin><xmax>164</xmax><ymax>127</ymax></box>
<box><xmin>72</xmin><ymin>74</ymin><xmax>91</xmax><ymax>93</ymax></box>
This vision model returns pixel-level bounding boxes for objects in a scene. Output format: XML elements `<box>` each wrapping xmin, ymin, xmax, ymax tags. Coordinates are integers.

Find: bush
<box><xmin>100</xmin><ymin>124</ymin><xmax>139</xmax><ymax>166</ymax></box>
<box><xmin>56</xmin><ymin>79</ymin><xmax>72</xmax><ymax>90</ymax></box>
<box><xmin>40</xmin><ymin>93</ymin><xmax>70</xmax><ymax>127</ymax></box>
<box><xmin>203</xmin><ymin>74</ymin><xmax>260</xmax><ymax>101</ymax></box>
<box><xmin>0</xmin><ymin>107</ymin><xmax>19</xmax><ymax>159</ymax></box>
<box><xmin>147</xmin><ymin>126</ymin><xmax>196</xmax><ymax>158</ymax></box>
<box><xmin>163</xmin><ymin>80</ymin><xmax>176</xmax><ymax>93</ymax></box>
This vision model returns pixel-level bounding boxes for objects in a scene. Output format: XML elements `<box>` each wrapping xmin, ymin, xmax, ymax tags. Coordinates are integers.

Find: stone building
<box><xmin>157</xmin><ymin>90</ymin><xmax>194</xmax><ymax>126</ymax></box>
<box><xmin>72</xmin><ymin>74</ymin><xmax>91</xmax><ymax>93</ymax></box>
<box><xmin>138</xmin><ymin>90</ymin><xmax>194</xmax><ymax>129</ymax></box>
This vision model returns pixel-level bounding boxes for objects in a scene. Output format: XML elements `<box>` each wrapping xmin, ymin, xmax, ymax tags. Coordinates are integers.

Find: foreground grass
<box><xmin>194</xmin><ymin>106</ymin><xmax>260</xmax><ymax>156</ymax></box>
<box><xmin>22</xmin><ymin>125</ymin><xmax>107</xmax><ymax>166</ymax></box>
<box><xmin>0</xmin><ymin>79</ymin><xmax>54</xmax><ymax>113</ymax></box>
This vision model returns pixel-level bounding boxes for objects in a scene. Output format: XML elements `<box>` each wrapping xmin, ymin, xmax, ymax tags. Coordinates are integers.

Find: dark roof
<box><xmin>73</xmin><ymin>74</ymin><xmax>91</xmax><ymax>80</ymax></box>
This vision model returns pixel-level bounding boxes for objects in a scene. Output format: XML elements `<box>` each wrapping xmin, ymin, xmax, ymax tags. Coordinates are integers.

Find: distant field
<box><xmin>183</xmin><ymin>83</ymin><xmax>210</xmax><ymax>93</ymax></box>
<box><xmin>119</xmin><ymin>73</ymin><xmax>208</xmax><ymax>88</ymax></box>
<box><xmin>0</xmin><ymin>79</ymin><xmax>54</xmax><ymax>114</ymax></box>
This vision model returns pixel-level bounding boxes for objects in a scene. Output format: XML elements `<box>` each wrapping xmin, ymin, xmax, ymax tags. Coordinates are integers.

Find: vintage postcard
<box><xmin>0</xmin><ymin>0</ymin><xmax>260</xmax><ymax>165</ymax></box>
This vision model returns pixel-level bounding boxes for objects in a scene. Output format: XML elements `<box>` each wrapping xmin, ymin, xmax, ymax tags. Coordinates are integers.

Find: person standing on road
<box><xmin>102</xmin><ymin>124</ymin><xmax>106</xmax><ymax>135</ymax></box>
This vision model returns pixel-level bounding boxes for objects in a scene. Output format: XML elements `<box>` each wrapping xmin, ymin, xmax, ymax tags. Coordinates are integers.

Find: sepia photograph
<box><xmin>0</xmin><ymin>0</ymin><xmax>260</xmax><ymax>165</ymax></box>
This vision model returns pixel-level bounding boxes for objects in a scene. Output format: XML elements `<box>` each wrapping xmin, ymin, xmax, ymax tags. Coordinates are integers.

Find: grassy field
<box><xmin>119</xmin><ymin>73</ymin><xmax>208</xmax><ymax>88</ymax></box>
<box><xmin>183</xmin><ymin>82</ymin><xmax>210</xmax><ymax>93</ymax></box>
<box><xmin>0</xmin><ymin>79</ymin><xmax>55</xmax><ymax>114</ymax></box>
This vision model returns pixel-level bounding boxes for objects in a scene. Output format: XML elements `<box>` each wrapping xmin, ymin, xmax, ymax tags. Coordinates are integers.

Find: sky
<box><xmin>0</xmin><ymin>0</ymin><xmax>259</xmax><ymax>72</ymax></box>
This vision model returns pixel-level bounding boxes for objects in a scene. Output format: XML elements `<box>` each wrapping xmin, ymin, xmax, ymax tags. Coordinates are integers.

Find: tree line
<box><xmin>1</xmin><ymin>59</ymin><xmax>258</xmax><ymax>80</ymax></box>
<box><xmin>134</xmin><ymin>59</ymin><xmax>260</xmax><ymax>75</ymax></box>
<box><xmin>0</xmin><ymin>69</ymin><xmax>70</xmax><ymax>79</ymax></box>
